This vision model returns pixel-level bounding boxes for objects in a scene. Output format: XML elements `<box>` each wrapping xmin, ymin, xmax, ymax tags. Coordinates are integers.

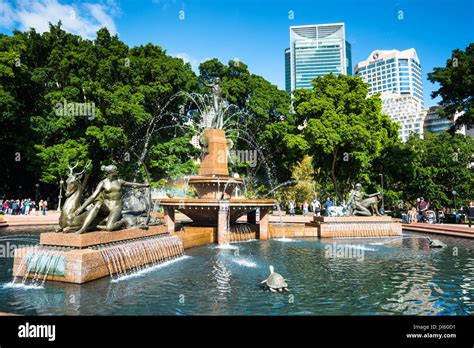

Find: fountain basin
<box><xmin>159</xmin><ymin>198</ymin><xmax>275</xmax><ymax>225</ymax></box>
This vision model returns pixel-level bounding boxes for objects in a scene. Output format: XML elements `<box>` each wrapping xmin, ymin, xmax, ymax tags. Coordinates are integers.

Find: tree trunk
<box><xmin>329</xmin><ymin>146</ymin><xmax>343</xmax><ymax>201</ymax></box>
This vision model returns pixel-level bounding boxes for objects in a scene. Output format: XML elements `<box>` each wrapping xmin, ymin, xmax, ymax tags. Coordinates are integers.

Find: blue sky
<box><xmin>1</xmin><ymin>0</ymin><xmax>473</xmax><ymax>106</ymax></box>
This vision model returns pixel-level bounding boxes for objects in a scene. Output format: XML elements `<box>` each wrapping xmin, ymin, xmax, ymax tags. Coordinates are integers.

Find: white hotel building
<box><xmin>354</xmin><ymin>49</ymin><xmax>426</xmax><ymax>142</ymax></box>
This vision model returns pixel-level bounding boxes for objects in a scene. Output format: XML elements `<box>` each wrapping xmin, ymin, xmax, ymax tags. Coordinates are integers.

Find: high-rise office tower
<box><xmin>355</xmin><ymin>49</ymin><xmax>426</xmax><ymax>142</ymax></box>
<box><xmin>354</xmin><ymin>48</ymin><xmax>423</xmax><ymax>104</ymax></box>
<box><xmin>285</xmin><ymin>23</ymin><xmax>352</xmax><ymax>93</ymax></box>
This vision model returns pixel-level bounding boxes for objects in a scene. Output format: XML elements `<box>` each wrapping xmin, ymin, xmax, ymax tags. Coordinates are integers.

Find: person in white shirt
<box><xmin>312</xmin><ymin>198</ymin><xmax>321</xmax><ymax>217</ymax></box>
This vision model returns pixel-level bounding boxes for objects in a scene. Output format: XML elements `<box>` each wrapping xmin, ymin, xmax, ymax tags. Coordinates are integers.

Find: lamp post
<box><xmin>35</xmin><ymin>183</ymin><xmax>39</xmax><ymax>202</ymax></box>
<box><xmin>452</xmin><ymin>190</ymin><xmax>457</xmax><ymax>210</ymax></box>
<box><xmin>57</xmin><ymin>179</ymin><xmax>64</xmax><ymax>211</ymax></box>
<box><xmin>379</xmin><ymin>173</ymin><xmax>385</xmax><ymax>212</ymax></box>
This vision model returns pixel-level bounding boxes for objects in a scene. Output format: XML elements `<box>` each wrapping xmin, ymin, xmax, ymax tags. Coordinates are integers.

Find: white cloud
<box><xmin>151</xmin><ymin>0</ymin><xmax>178</xmax><ymax>11</ymax></box>
<box><xmin>0</xmin><ymin>1</ymin><xmax>16</xmax><ymax>27</ymax></box>
<box><xmin>174</xmin><ymin>53</ymin><xmax>200</xmax><ymax>72</ymax></box>
<box><xmin>2</xmin><ymin>0</ymin><xmax>119</xmax><ymax>39</ymax></box>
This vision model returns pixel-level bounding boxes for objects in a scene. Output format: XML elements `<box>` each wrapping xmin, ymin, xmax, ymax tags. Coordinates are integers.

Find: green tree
<box><xmin>371</xmin><ymin>141</ymin><xmax>416</xmax><ymax>210</ymax></box>
<box><xmin>280</xmin><ymin>155</ymin><xmax>316</xmax><ymax>206</ymax></box>
<box><xmin>0</xmin><ymin>23</ymin><xmax>199</xmax><ymax>200</ymax></box>
<box><xmin>292</xmin><ymin>74</ymin><xmax>400</xmax><ymax>200</ymax></box>
<box><xmin>428</xmin><ymin>43</ymin><xmax>474</xmax><ymax>129</ymax></box>
<box><xmin>403</xmin><ymin>133</ymin><xmax>473</xmax><ymax>209</ymax></box>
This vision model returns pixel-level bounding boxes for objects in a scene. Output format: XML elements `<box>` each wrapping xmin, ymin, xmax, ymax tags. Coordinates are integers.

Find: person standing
<box><xmin>302</xmin><ymin>201</ymin><xmax>309</xmax><ymax>216</ymax></box>
<box><xmin>25</xmin><ymin>199</ymin><xmax>31</xmax><ymax>216</ymax></box>
<box><xmin>467</xmin><ymin>202</ymin><xmax>474</xmax><ymax>228</ymax></box>
<box><xmin>323</xmin><ymin>198</ymin><xmax>334</xmax><ymax>216</ymax></box>
<box><xmin>313</xmin><ymin>198</ymin><xmax>321</xmax><ymax>217</ymax></box>
<box><xmin>41</xmin><ymin>199</ymin><xmax>47</xmax><ymax>216</ymax></box>
<box><xmin>438</xmin><ymin>208</ymin><xmax>445</xmax><ymax>224</ymax></box>
<box><xmin>30</xmin><ymin>201</ymin><xmax>37</xmax><ymax>216</ymax></box>
<box><xmin>289</xmin><ymin>201</ymin><xmax>295</xmax><ymax>216</ymax></box>
<box><xmin>409</xmin><ymin>207</ymin><xmax>417</xmax><ymax>224</ymax></box>
<box><xmin>417</xmin><ymin>197</ymin><xmax>428</xmax><ymax>223</ymax></box>
<box><xmin>455</xmin><ymin>209</ymin><xmax>462</xmax><ymax>224</ymax></box>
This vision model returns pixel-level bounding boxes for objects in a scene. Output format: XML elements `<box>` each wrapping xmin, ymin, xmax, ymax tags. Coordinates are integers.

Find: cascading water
<box><xmin>229</xmin><ymin>224</ymin><xmax>257</xmax><ymax>242</ymax></box>
<box><xmin>99</xmin><ymin>235</ymin><xmax>184</xmax><ymax>280</ymax></box>
<box><xmin>10</xmin><ymin>245</ymin><xmax>68</xmax><ymax>287</ymax></box>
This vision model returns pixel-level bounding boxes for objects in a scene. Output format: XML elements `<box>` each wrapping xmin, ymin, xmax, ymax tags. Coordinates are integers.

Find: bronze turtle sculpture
<box><xmin>260</xmin><ymin>265</ymin><xmax>288</xmax><ymax>292</ymax></box>
<box><xmin>427</xmin><ymin>237</ymin><xmax>447</xmax><ymax>249</ymax></box>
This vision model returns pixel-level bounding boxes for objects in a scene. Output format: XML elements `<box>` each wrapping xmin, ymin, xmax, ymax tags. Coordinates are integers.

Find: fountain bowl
<box><xmin>187</xmin><ymin>176</ymin><xmax>243</xmax><ymax>200</ymax></box>
<box><xmin>159</xmin><ymin>198</ymin><xmax>275</xmax><ymax>225</ymax></box>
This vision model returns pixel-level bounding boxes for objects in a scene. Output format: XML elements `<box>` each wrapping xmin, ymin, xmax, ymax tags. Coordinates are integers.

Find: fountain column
<box><xmin>259</xmin><ymin>209</ymin><xmax>269</xmax><ymax>240</ymax></box>
<box><xmin>164</xmin><ymin>207</ymin><xmax>175</xmax><ymax>233</ymax></box>
<box><xmin>200</xmin><ymin>129</ymin><xmax>229</xmax><ymax>176</ymax></box>
<box><xmin>217</xmin><ymin>200</ymin><xmax>230</xmax><ymax>245</ymax></box>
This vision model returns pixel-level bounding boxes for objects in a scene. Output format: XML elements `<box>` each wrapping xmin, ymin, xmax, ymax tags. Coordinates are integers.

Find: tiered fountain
<box><xmin>160</xmin><ymin>127</ymin><xmax>275</xmax><ymax>245</ymax></box>
<box><xmin>159</xmin><ymin>79</ymin><xmax>276</xmax><ymax>245</ymax></box>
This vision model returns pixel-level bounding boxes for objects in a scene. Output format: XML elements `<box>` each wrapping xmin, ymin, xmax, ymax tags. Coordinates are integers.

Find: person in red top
<box><xmin>417</xmin><ymin>197</ymin><xmax>429</xmax><ymax>223</ymax></box>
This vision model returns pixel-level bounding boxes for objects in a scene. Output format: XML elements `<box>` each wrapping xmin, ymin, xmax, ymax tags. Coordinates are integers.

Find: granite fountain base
<box><xmin>12</xmin><ymin>226</ymin><xmax>185</xmax><ymax>284</ymax></box>
<box><xmin>307</xmin><ymin>216</ymin><xmax>402</xmax><ymax>238</ymax></box>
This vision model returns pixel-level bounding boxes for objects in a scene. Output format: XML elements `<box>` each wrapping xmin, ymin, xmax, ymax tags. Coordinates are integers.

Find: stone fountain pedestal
<box><xmin>307</xmin><ymin>216</ymin><xmax>402</xmax><ymax>238</ymax></box>
<box><xmin>160</xmin><ymin>128</ymin><xmax>275</xmax><ymax>245</ymax></box>
<box><xmin>12</xmin><ymin>225</ymin><xmax>185</xmax><ymax>284</ymax></box>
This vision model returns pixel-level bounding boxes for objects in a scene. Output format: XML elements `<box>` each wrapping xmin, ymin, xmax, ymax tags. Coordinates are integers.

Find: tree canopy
<box><xmin>285</xmin><ymin>74</ymin><xmax>400</xmax><ymax>200</ymax></box>
<box><xmin>0</xmin><ymin>25</ymin><xmax>472</xmax><ymax>211</ymax></box>
<box><xmin>0</xmin><ymin>23</ymin><xmax>199</xmax><ymax>198</ymax></box>
<box><xmin>428</xmin><ymin>43</ymin><xmax>474</xmax><ymax>129</ymax></box>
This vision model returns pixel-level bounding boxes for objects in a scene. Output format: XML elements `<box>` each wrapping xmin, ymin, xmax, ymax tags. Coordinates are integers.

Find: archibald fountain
<box><xmin>159</xmin><ymin>77</ymin><xmax>275</xmax><ymax>245</ymax></box>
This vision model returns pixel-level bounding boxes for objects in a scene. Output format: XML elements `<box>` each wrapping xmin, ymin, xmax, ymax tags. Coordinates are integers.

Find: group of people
<box><xmin>288</xmin><ymin>198</ymin><xmax>338</xmax><ymax>217</ymax></box>
<box><xmin>446</xmin><ymin>203</ymin><xmax>474</xmax><ymax>227</ymax></box>
<box><xmin>288</xmin><ymin>199</ymin><xmax>322</xmax><ymax>216</ymax></box>
<box><xmin>407</xmin><ymin>198</ymin><xmax>474</xmax><ymax>227</ymax></box>
<box><xmin>407</xmin><ymin>197</ymin><xmax>430</xmax><ymax>223</ymax></box>
<box><xmin>0</xmin><ymin>198</ymin><xmax>48</xmax><ymax>216</ymax></box>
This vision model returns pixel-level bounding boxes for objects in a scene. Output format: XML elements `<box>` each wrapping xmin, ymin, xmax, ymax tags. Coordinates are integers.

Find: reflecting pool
<box><xmin>0</xmin><ymin>232</ymin><xmax>473</xmax><ymax>315</ymax></box>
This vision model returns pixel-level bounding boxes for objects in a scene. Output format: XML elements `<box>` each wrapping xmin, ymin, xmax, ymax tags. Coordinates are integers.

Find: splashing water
<box><xmin>99</xmin><ymin>235</ymin><xmax>185</xmax><ymax>281</ymax></box>
<box><xmin>9</xmin><ymin>246</ymin><xmax>68</xmax><ymax>288</ymax></box>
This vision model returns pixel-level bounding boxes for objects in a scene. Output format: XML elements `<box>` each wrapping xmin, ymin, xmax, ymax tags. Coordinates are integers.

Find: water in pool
<box><xmin>0</xmin><ymin>232</ymin><xmax>473</xmax><ymax>315</ymax></box>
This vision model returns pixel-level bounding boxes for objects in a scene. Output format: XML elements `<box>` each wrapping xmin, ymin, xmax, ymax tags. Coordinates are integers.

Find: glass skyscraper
<box><xmin>355</xmin><ymin>49</ymin><xmax>426</xmax><ymax>142</ymax></box>
<box><xmin>285</xmin><ymin>23</ymin><xmax>352</xmax><ymax>93</ymax></box>
<box><xmin>354</xmin><ymin>49</ymin><xmax>424</xmax><ymax>105</ymax></box>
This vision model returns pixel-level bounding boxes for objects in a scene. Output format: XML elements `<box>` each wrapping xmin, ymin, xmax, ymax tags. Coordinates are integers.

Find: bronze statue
<box><xmin>206</xmin><ymin>77</ymin><xmax>223</xmax><ymax>129</ymax></box>
<box><xmin>56</xmin><ymin>161</ymin><xmax>91</xmax><ymax>233</ymax></box>
<box><xmin>347</xmin><ymin>183</ymin><xmax>382</xmax><ymax>216</ymax></box>
<box><xmin>73</xmin><ymin>164</ymin><xmax>150</xmax><ymax>234</ymax></box>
